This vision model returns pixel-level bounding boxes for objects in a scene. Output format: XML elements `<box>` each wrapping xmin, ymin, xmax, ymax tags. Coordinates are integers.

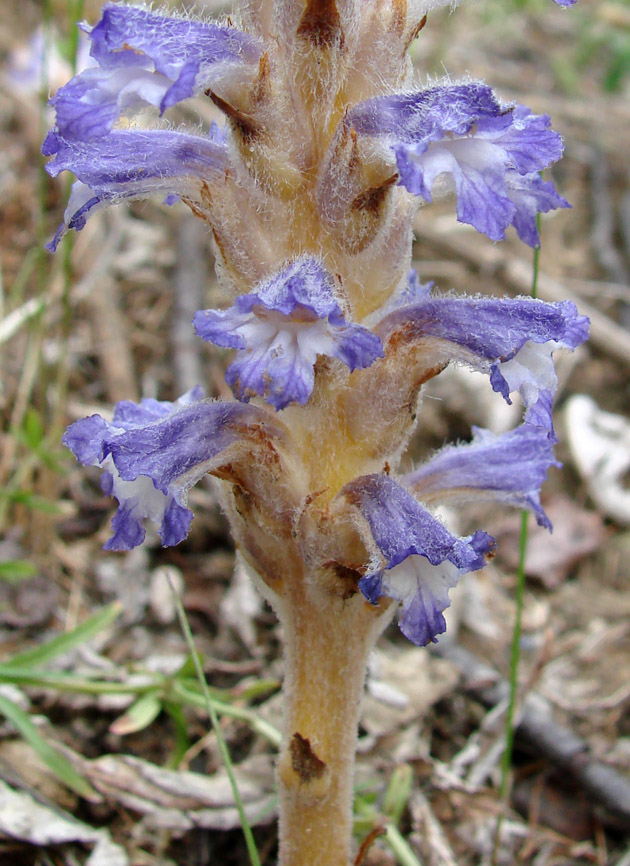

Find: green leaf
<box><xmin>174</xmin><ymin>651</ymin><xmax>204</xmax><ymax>680</ymax></box>
<box><xmin>235</xmin><ymin>678</ymin><xmax>281</xmax><ymax>702</ymax></box>
<box><xmin>3</xmin><ymin>602</ymin><xmax>122</xmax><ymax>669</ymax></box>
<box><xmin>0</xmin><ymin>666</ymin><xmax>154</xmax><ymax>696</ymax></box>
<box><xmin>0</xmin><ymin>694</ymin><xmax>98</xmax><ymax>800</ymax></box>
<box><xmin>0</xmin><ymin>560</ymin><xmax>37</xmax><ymax>582</ymax></box>
<box><xmin>110</xmin><ymin>692</ymin><xmax>162</xmax><ymax>735</ymax></box>
<box><xmin>22</xmin><ymin>408</ymin><xmax>45</xmax><ymax>450</ymax></box>
<box><xmin>163</xmin><ymin>701</ymin><xmax>190</xmax><ymax>768</ymax></box>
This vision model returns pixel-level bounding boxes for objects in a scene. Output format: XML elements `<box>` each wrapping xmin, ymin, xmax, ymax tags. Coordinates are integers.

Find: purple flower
<box><xmin>349</xmin><ymin>85</ymin><xmax>568</xmax><ymax>245</ymax></box>
<box><xmin>42</xmin><ymin>125</ymin><xmax>228</xmax><ymax>250</ymax></box>
<box><xmin>404</xmin><ymin>423</ymin><xmax>560</xmax><ymax>530</ymax></box>
<box><xmin>507</xmin><ymin>171</ymin><xmax>569</xmax><ymax>248</ymax></box>
<box><xmin>63</xmin><ymin>389</ymin><xmax>282</xmax><ymax>550</ymax></box>
<box><xmin>51</xmin><ymin>4</ymin><xmax>261</xmax><ymax>141</ymax></box>
<box><xmin>194</xmin><ymin>258</ymin><xmax>384</xmax><ymax>410</ymax></box>
<box><xmin>343</xmin><ymin>474</ymin><xmax>495</xmax><ymax>645</ymax></box>
<box><xmin>377</xmin><ymin>287</ymin><xmax>589</xmax><ymax>438</ymax></box>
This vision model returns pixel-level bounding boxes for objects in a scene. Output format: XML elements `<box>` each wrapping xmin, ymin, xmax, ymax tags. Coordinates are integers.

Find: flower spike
<box><xmin>47</xmin><ymin>2</ymin><xmax>585</xmax><ymax>863</ymax></box>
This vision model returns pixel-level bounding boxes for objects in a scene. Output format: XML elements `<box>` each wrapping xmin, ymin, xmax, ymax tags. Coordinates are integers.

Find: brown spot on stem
<box><xmin>348</xmin><ymin>128</ymin><xmax>360</xmax><ymax>170</ymax></box>
<box><xmin>297</xmin><ymin>0</ymin><xmax>344</xmax><ymax>49</ymax></box>
<box><xmin>339</xmin><ymin>173</ymin><xmax>399</xmax><ymax>252</ymax></box>
<box><xmin>208</xmin><ymin>225</ymin><xmax>233</xmax><ymax>270</ymax></box>
<box><xmin>414</xmin><ymin>362</ymin><xmax>448</xmax><ymax>388</ymax></box>
<box><xmin>323</xmin><ymin>561</ymin><xmax>363</xmax><ymax>599</ymax></box>
<box><xmin>181</xmin><ymin>198</ymin><xmax>208</xmax><ymax>224</ymax></box>
<box><xmin>289</xmin><ymin>733</ymin><xmax>327</xmax><ymax>782</ymax></box>
<box><xmin>211</xmin><ymin>462</ymin><xmax>242</xmax><ymax>485</ymax></box>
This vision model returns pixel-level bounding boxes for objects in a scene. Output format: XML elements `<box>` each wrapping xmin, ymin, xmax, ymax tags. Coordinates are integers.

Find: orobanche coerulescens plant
<box><xmin>44</xmin><ymin>0</ymin><xmax>585</xmax><ymax>863</ymax></box>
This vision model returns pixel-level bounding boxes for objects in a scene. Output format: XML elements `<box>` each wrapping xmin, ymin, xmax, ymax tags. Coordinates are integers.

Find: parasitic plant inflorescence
<box><xmin>45</xmin><ymin>1</ymin><xmax>585</xmax><ymax>864</ymax></box>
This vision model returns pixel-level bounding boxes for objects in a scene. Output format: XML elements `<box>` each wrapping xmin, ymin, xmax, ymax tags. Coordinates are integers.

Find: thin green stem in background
<box><xmin>499</xmin><ymin>507</ymin><xmax>530</xmax><ymax>804</ymax></box>
<box><xmin>67</xmin><ymin>0</ymin><xmax>86</xmax><ymax>70</ymax></box>
<box><xmin>0</xmin><ymin>0</ymin><xmax>53</xmax><ymax>510</ymax></box>
<box><xmin>492</xmin><ymin>214</ymin><xmax>541</xmax><ymax>863</ymax></box>
<box><xmin>168</xmin><ymin>577</ymin><xmax>263</xmax><ymax>866</ymax></box>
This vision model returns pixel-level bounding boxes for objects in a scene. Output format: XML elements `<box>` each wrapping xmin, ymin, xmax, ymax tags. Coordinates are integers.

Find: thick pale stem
<box><xmin>275</xmin><ymin>576</ymin><xmax>390</xmax><ymax>866</ymax></box>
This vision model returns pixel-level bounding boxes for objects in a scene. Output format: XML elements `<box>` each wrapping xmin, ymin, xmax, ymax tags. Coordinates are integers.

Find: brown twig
<box><xmin>353</xmin><ymin>824</ymin><xmax>386</xmax><ymax>866</ymax></box>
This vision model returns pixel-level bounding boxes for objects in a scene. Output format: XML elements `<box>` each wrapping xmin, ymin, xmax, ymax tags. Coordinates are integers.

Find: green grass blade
<box><xmin>382</xmin><ymin>764</ymin><xmax>413</xmax><ymax>828</ymax></box>
<box><xmin>171</xmin><ymin>680</ymin><xmax>281</xmax><ymax>747</ymax></box>
<box><xmin>0</xmin><ymin>666</ymin><xmax>152</xmax><ymax>694</ymax></box>
<box><xmin>163</xmin><ymin>701</ymin><xmax>191</xmax><ymax>768</ymax></box>
<box><xmin>0</xmin><ymin>694</ymin><xmax>98</xmax><ymax>800</ymax></box>
<box><xmin>384</xmin><ymin>825</ymin><xmax>423</xmax><ymax>866</ymax></box>
<box><xmin>169</xmin><ymin>582</ymin><xmax>263</xmax><ymax>866</ymax></box>
<box><xmin>3</xmin><ymin>602</ymin><xmax>122</xmax><ymax>669</ymax></box>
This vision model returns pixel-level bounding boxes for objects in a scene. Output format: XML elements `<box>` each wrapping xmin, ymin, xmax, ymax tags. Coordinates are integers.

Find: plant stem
<box><xmin>275</xmin><ymin>574</ymin><xmax>389</xmax><ymax>866</ymax></box>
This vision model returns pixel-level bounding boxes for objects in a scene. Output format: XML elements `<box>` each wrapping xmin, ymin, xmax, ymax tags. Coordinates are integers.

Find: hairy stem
<box><xmin>274</xmin><ymin>574</ymin><xmax>391</xmax><ymax>866</ymax></box>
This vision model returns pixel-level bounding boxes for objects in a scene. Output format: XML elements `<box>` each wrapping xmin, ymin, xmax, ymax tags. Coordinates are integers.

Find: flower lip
<box><xmin>87</xmin><ymin>4</ymin><xmax>262</xmax><ymax>74</ymax></box>
<box><xmin>348</xmin><ymin>85</ymin><xmax>568</xmax><ymax>246</ymax></box>
<box><xmin>342</xmin><ymin>473</ymin><xmax>495</xmax><ymax>645</ymax></box>
<box><xmin>348</xmin><ymin>83</ymin><xmax>504</xmax><ymax>142</ymax></box>
<box><xmin>194</xmin><ymin>257</ymin><xmax>384</xmax><ymax>411</ymax></box>
<box><xmin>375</xmin><ymin>285</ymin><xmax>589</xmax><ymax>438</ymax></box>
<box><xmin>344</xmin><ymin>473</ymin><xmax>494</xmax><ymax>572</ymax></box>
<box><xmin>50</xmin><ymin>4</ymin><xmax>262</xmax><ymax>141</ymax></box>
<box><xmin>63</xmin><ymin>390</ymin><xmax>283</xmax><ymax>550</ymax></box>
<box><xmin>403</xmin><ymin>422</ymin><xmax>561</xmax><ymax>530</ymax></box>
